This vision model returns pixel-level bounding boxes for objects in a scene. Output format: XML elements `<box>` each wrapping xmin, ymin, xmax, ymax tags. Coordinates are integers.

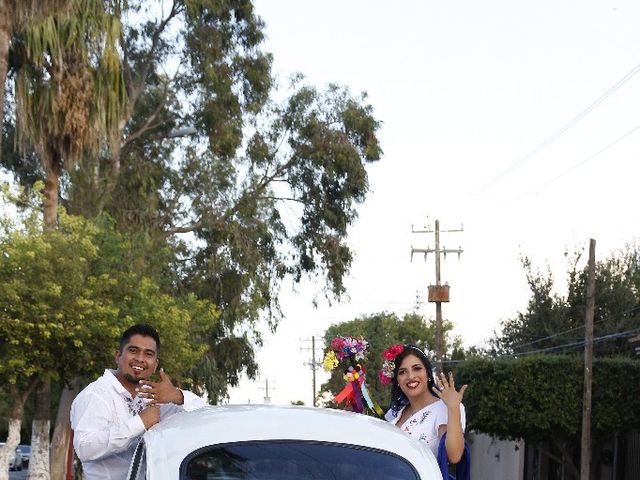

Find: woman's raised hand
<box><xmin>433</xmin><ymin>371</ymin><xmax>467</xmax><ymax>406</ymax></box>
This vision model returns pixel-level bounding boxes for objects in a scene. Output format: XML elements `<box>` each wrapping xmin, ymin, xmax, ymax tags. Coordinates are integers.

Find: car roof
<box><xmin>142</xmin><ymin>404</ymin><xmax>441</xmax><ymax>479</ymax></box>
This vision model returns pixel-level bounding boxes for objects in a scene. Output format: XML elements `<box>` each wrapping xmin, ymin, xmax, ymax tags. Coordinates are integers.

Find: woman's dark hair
<box><xmin>388</xmin><ymin>345</ymin><xmax>437</xmax><ymax>415</ymax></box>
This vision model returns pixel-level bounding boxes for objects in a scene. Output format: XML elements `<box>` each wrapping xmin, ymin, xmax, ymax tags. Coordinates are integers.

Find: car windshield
<box><xmin>181</xmin><ymin>440</ymin><xmax>421</xmax><ymax>480</ymax></box>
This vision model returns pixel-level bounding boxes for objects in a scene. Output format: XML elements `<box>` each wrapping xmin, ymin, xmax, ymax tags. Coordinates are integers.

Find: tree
<box><xmin>490</xmin><ymin>247</ymin><xmax>640</xmax><ymax>358</ymax></box>
<box><xmin>0</xmin><ymin>0</ymin><xmax>72</xmax><ymax>157</ymax></box>
<box><xmin>455</xmin><ymin>355</ymin><xmax>640</xmax><ymax>479</ymax></box>
<box><xmin>12</xmin><ymin>0</ymin><xmax>126</xmax><ymax>229</ymax></box>
<box><xmin>0</xmin><ymin>197</ymin><xmax>109</xmax><ymax>479</ymax></box>
<box><xmin>3</xmin><ymin>0</ymin><xmax>382</xmax><ymax>399</ymax></box>
<box><xmin>4</xmin><ymin>4</ymin><xmax>127</xmax><ymax>475</ymax></box>
<box><xmin>0</xmin><ymin>188</ymin><xmax>214</xmax><ymax>479</ymax></box>
<box><xmin>66</xmin><ymin>1</ymin><xmax>381</xmax><ymax>397</ymax></box>
<box><xmin>2</xmin><ymin>1</ymin><xmax>382</xmax><ymax>474</ymax></box>
<box><xmin>318</xmin><ymin>312</ymin><xmax>462</xmax><ymax>412</ymax></box>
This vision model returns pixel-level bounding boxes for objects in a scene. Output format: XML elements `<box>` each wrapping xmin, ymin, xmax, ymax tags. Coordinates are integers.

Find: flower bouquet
<box><xmin>323</xmin><ymin>336</ymin><xmax>384</xmax><ymax>416</ymax></box>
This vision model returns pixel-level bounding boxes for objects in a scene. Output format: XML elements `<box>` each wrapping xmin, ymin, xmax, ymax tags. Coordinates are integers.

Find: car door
<box><xmin>126</xmin><ymin>439</ymin><xmax>147</xmax><ymax>480</ymax></box>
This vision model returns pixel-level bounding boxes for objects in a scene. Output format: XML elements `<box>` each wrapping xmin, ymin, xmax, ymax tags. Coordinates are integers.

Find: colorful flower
<box><xmin>379</xmin><ymin>344</ymin><xmax>406</xmax><ymax>386</ymax></box>
<box><xmin>323</xmin><ymin>336</ymin><xmax>385</xmax><ymax>416</ymax></box>
<box><xmin>323</xmin><ymin>350</ymin><xmax>339</xmax><ymax>372</ymax></box>
<box><xmin>331</xmin><ymin>337</ymin><xmax>345</xmax><ymax>351</ymax></box>
<box><xmin>382</xmin><ymin>344</ymin><xmax>404</xmax><ymax>361</ymax></box>
<box><xmin>379</xmin><ymin>368</ymin><xmax>393</xmax><ymax>385</ymax></box>
<box><xmin>327</xmin><ymin>336</ymin><xmax>369</xmax><ymax>362</ymax></box>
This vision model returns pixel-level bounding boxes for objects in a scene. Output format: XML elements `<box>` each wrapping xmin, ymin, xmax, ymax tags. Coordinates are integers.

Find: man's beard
<box><xmin>124</xmin><ymin>373</ymin><xmax>143</xmax><ymax>385</ymax></box>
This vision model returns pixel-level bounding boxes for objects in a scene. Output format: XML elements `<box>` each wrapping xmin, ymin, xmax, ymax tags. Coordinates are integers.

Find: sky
<box><xmin>227</xmin><ymin>0</ymin><xmax>640</xmax><ymax>405</ymax></box>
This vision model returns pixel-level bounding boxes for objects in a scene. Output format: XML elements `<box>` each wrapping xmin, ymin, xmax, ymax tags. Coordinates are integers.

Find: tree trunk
<box><xmin>28</xmin><ymin>380</ymin><xmax>51</xmax><ymax>480</ymax></box>
<box><xmin>43</xmin><ymin>160</ymin><xmax>61</xmax><ymax>230</ymax></box>
<box><xmin>94</xmin><ymin>142</ymin><xmax>122</xmax><ymax>215</ymax></box>
<box><xmin>0</xmin><ymin>417</ymin><xmax>21</xmax><ymax>480</ymax></box>
<box><xmin>34</xmin><ymin>131</ymin><xmax>60</xmax><ymax>480</ymax></box>
<box><xmin>0</xmin><ymin>0</ymin><xmax>13</xmax><ymax>160</ymax></box>
<box><xmin>29</xmin><ymin>161</ymin><xmax>58</xmax><ymax>480</ymax></box>
<box><xmin>0</xmin><ymin>400</ymin><xmax>24</xmax><ymax>480</ymax></box>
<box><xmin>0</xmin><ymin>382</ymin><xmax>37</xmax><ymax>480</ymax></box>
<box><xmin>50</xmin><ymin>381</ymin><xmax>80</xmax><ymax>480</ymax></box>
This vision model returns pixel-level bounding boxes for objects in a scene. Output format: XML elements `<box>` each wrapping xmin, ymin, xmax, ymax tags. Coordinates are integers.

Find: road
<box><xmin>9</xmin><ymin>468</ymin><xmax>27</xmax><ymax>480</ymax></box>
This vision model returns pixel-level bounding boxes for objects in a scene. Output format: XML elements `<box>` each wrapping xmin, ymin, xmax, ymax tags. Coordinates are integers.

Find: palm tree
<box><xmin>14</xmin><ymin>0</ymin><xmax>126</xmax><ymax>228</ymax></box>
<box><xmin>0</xmin><ymin>0</ymin><xmax>71</xmax><ymax>159</ymax></box>
<box><xmin>5</xmin><ymin>2</ymin><xmax>126</xmax><ymax>478</ymax></box>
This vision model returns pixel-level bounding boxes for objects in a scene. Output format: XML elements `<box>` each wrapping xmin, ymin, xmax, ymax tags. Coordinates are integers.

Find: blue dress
<box><xmin>437</xmin><ymin>432</ymin><xmax>471</xmax><ymax>480</ymax></box>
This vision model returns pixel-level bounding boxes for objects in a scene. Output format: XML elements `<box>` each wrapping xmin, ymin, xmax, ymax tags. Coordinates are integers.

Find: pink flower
<box><xmin>343</xmin><ymin>337</ymin><xmax>357</xmax><ymax>349</ymax></box>
<box><xmin>379</xmin><ymin>369</ymin><xmax>392</xmax><ymax>385</ymax></box>
<box><xmin>331</xmin><ymin>337</ymin><xmax>345</xmax><ymax>351</ymax></box>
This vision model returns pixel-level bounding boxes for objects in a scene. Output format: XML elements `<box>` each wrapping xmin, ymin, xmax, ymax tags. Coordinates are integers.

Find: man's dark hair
<box><xmin>119</xmin><ymin>324</ymin><xmax>161</xmax><ymax>352</ymax></box>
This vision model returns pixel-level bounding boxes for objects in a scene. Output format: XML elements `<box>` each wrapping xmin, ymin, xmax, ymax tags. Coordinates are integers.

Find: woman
<box><xmin>380</xmin><ymin>344</ymin><xmax>467</xmax><ymax>463</ymax></box>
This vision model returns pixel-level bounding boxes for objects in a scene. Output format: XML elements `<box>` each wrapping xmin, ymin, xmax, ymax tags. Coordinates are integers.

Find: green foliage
<box><xmin>96</xmin><ymin>2</ymin><xmax>381</xmax><ymax>396</ymax></box>
<box><xmin>3</xmin><ymin>0</ymin><xmax>383</xmax><ymax>400</ymax></box>
<box><xmin>13</xmin><ymin>0</ymin><xmax>126</xmax><ymax>166</ymax></box>
<box><xmin>455</xmin><ymin>355</ymin><xmax>640</xmax><ymax>442</ymax></box>
<box><xmin>0</xmin><ymin>188</ymin><xmax>215</xmax><ymax>389</ymax></box>
<box><xmin>491</xmin><ymin>248</ymin><xmax>640</xmax><ymax>357</ymax></box>
<box><xmin>319</xmin><ymin>312</ymin><xmax>461</xmax><ymax>410</ymax></box>
<box><xmin>0</xmin><ymin>204</ymin><xmax>111</xmax><ymax>384</ymax></box>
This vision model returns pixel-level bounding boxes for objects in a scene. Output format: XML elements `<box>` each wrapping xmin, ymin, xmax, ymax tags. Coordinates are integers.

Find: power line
<box><xmin>442</xmin><ymin>326</ymin><xmax>640</xmax><ymax>364</ymax></box>
<box><xmin>509</xmin><ymin>327</ymin><xmax>640</xmax><ymax>357</ymax></box>
<box><xmin>502</xmin><ymin>306</ymin><xmax>640</xmax><ymax>352</ymax></box>
<box><xmin>519</xmin><ymin>125</ymin><xmax>640</xmax><ymax>199</ymax></box>
<box><xmin>502</xmin><ymin>327</ymin><xmax>640</xmax><ymax>357</ymax></box>
<box><xmin>511</xmin><ymin>319</ymin><xmax>608</xmax><ymax>352</ymax></box>
<box><xmin>474</xmin><ymin>62</ymin><xmax>640</xmax><ymax>194</ymax></box>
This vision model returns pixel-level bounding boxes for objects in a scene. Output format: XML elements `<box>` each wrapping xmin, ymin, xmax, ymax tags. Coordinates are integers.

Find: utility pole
<box><xmin>258</xmin><ymin>378</ymin><xmax>274</xmax><ymax>404</ymax></box>
<box><xmin>301</xmin><ymin>336</ymin><xmax>323</xmax><ymax>406</ymax></box>
<box><xmin>411</xmin><ymin>219</ymin><xmax>463</xmax><ymax>375</ymax></box>
<box><xmin>580</xmin><ymin>239</ymin><xmax>596</xmax><ymax>480</ymax></box>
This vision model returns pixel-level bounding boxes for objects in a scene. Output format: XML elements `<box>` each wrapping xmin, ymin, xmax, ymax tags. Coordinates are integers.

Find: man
<box><xmin>71</xmin><ymin>324</ymin><xmax>205</xmax><ymax>479</ymax></box>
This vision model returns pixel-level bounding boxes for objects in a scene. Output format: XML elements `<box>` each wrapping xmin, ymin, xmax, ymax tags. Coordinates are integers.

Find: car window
<box><xmin>181</xmin><ymin>440</ymin><xmax>421</xmax><ymax>480</ymax></box>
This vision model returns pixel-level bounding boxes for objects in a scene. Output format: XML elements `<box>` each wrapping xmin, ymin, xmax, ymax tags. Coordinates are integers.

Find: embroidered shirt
<box><xmin>71</xmin><ymin>369</ymin><xmax>205</xmax><ymax>480</ymax></box>
<box><xmin>385</xmin><ymin>399</ymin><xmax>466</xmax><ymax>456</ymax></box>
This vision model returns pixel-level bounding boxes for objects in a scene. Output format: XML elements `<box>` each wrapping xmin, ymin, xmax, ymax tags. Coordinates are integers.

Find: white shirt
<box><xmin>385</xmin><ymin>400</ymin><xmax>466</xmax><ymax>455</ymax></box>
<box><xmin>71</xmin><ymin>369</ymin><xmax>205</xmax><ymax>480</ymax></box>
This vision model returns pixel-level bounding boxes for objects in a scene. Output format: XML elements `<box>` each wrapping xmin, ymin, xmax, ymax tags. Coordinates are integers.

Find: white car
<box><xmin>127</xmin><ymin>404</ymin><xmax>442</xmax><ymax>480</ymax></box>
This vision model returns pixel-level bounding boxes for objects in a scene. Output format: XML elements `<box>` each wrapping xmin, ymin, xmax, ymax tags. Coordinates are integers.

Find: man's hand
<box><xmin>136</xmin><ymin>368</ymin><xmax>184</xmax><ymax>405</ymax></box>
<box><xmin>139</xmin><ymin>405</ymin><xmax>160</xmax><ymax>430</ymax></box>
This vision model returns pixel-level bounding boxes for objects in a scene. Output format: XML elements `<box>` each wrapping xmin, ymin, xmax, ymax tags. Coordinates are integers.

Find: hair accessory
<box><xmin>323</xmin><ymin>336</ymin><xmax>384</xmax><ymax>416</ymax></box>
<box><xmin>378</xmin><ymin>343</ymin><xmax>404</xmax><ymax>385</ymax></box>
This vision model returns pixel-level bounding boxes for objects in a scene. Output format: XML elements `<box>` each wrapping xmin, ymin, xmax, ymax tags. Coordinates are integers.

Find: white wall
<box><xmin>468</xmin><ymin>432</ymin><xmax>525</xmax><ymax>480</ymax></box>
